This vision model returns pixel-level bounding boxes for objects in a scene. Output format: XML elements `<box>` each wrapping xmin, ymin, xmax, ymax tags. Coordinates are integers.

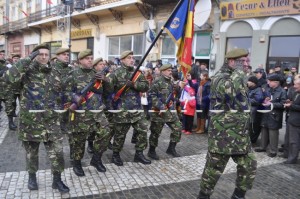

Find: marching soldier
<box><xmin>52</xmin><ymin>48</ymin><xmax>72</xmax><ymax>133</ymax></box>
<box><xmin>108</xmin><ymin>50</ymin><xmax>151</xmax><ymax>166</ymax></box>
<box><xmin>197</xmin><ymin>49</ymin><xmax>257</xmax><ymax>199</ymax></box>
<box><xmin>86</xmin><ymin>57</ymin><xmax>108</xmax><ymax>153</ymax></box>
<box><xmin>6</xmin><ymin>44</ymin><xmax>69</xmax><ymax>193</ymax></box>
<box><xmin>65</xmin><ymin>49</ymin><xmax>113</xmax><ymax>176</ymax></box>
<box><xmin>0</xmin><ymin>50</ymin><xmax>7</xmax><ymax>112</ymax></box>
<box><xmin>4</xmin><ymin>54</ymin><xmax>22</xmax><ymax>130</ymax></box>
<box><xmin>147</xmin><ymin>64</ymin><xmax>181</xmax><ymax>160</ymax></box>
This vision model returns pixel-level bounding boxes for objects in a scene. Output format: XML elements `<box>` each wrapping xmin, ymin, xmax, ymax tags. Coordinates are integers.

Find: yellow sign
<box><xmin>71</xmin><ymin>29</ymin><xmax>92</xmax><ymax>39</ymax></box>
<box><xmin>220</xmin><ymin>0</ymin><xmax>300</xmax><ymax>20</ymax></box>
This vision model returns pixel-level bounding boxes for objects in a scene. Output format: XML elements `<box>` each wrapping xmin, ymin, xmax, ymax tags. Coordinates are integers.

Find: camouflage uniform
<box><xmin>108</xmin><ymin>63</ymin><xmax>149</xmax><ymax>153</ymax></box>
<box><xmin>52</xmin><ymin>59</ymin><xmax>72</xmax><ymax>134</ymax></box>
<box><xmin>65</xmin><ymin>66</ymin><xmax>113</xmax><ymax>161</ymax></box>
<box><xmin>0</xmin><ymin>59</ymin><xmax>7</xmax><ymax>110</ymax></box>
<box><xmin>148</xmin><ymin>75</ymin><xmax>181</xmax><ymax>148</ymax></box>
<box><xmin>199</xmin><ymin>61</ymin><xmax>257</xmax><ymax>197</ymax></box>
<box><xmin>6</xmin><ymin>57</ymin><xmax>65</xmax><ymax>175</ymax></box>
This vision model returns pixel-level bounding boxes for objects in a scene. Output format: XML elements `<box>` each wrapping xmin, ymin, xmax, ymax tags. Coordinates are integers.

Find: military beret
<box><xmin>267</xmin><ymin>74</ymin><xmax>281</xmax><ymax>81</ymax></box>
<box><xmin>11</xmin><ymin>54</ymin><xmax>21</xmax><ymax>58</ymax></box>
<box><xmin>93</xmin><ymin>57</ymin><xmax>104</xmax><ymax>67</ymax></box>
<box><xmin>32</xmin><ymin>43</ymin><xmax>50</xmax><ymax>52</ymax></box>
<box><xmin>78</xmin><ymin>49</ymin><xmax>92</xmax><ymax>60</ymax></box>
<box><xmin>253</xmin><ymin>68</ymin><xmax>264</xmax><ymax>73</ymax></box>
<box><xmin>120</xmin><ymin>50</ymin><xmax>133</xmax><ymax>60</ymax></box>
<box><xmin>50</xmin><ymin>56</ymin><xmax>57</xmax><ymax>61</ymax></box>
<box><xmin>225</xmin><ymin>48</ymin><xmax>248</xmax><ymax>59</ymax></box>
<box><xmin>159</xmin><ymin>63</ymin><xmax>172</xmax><ymax>71</ymax></box>
<box><xmin>55</xmin><ymin>48</ymin><xmax>70</xmax><ymax>55</ymax></box>
<box><xmin>0</xmin><ymin>50</ymin><xmax>5</xmax><ymax>53</ymax></box>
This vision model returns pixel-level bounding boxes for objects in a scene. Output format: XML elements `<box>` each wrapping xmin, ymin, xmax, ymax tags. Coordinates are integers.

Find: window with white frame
<box><xmin>108</xmin><ymin>34</ymin><xmax>143</xmax><ymax>65</ymax></box>
<box><xmin>194</xmin><ymin>33</ymin><xmax>211</xmax><ymax>56</ymax></box>
<box><xmin>161</xmin><ymin>35</ymin><xmax>176</xmax><ymax>66</ymax></box>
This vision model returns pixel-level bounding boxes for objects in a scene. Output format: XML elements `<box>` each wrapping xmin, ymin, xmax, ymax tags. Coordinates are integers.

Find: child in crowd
<box><xmin>182</xmin><ymin>87</ymin><xmax>196</xmax><ymax>135</ymax></box>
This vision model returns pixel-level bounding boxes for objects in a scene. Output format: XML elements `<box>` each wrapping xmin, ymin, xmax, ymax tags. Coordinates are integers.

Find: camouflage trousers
<box><xmin>112</xmin><ymin>118</ymin><xmax>148</xmax><ymax>152</ymax></box>
<box><xmin>23</xmin><ymin>140</ymin><xmax>64</xmax><ymax>174</ymax></box>
<box><xmin>200</xmin><ymin>152</ymin><xmax>257</xmax><ymax>195</ymax></box>
<box><xmin>5</xmin><ymin>94</ymin><xmax>18</xmax><ymax>116</ymax></box>
<box><xmin>70</xmin><ymin>122</ymin><xmax>112</xmax><ymax>161</ymax></box>
<box><xmin>149</xmin><ymin>120</ymin><xmax>182</xmax><ymax>147</ymax></box>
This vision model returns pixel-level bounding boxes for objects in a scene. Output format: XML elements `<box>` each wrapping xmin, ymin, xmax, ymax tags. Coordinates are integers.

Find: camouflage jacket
<box><xmin>6</xmin><ymin>58</ymin><xmax>63</xmax><ymax>142</ymax></box>
<box><xmin>65</xmin><ymin>66</ymin><xmax>112</xmax><ymax>131</ymax></box>
<box><xmin>107</xmin><ymin>64</ymin><xmax>149</xmax><ymax>123</ymax></box>
<box><xmin>148</xmin><ymin>75</ymin><xmax>178</xmax><ymax>122</ymax></box>
<box><xmin>53</xmin><ymin>60</ymin><xmax>73</xmax><ymax>105</ymax></box>
<box><xmin>208</xmin><ymin>64</ymin><xmax>251</xmax><ymax>155</ymax></box>
<box><xmin>0</xmin><ymin>60</ymin><xmax>8</xmax><ymax>98</ymax></box>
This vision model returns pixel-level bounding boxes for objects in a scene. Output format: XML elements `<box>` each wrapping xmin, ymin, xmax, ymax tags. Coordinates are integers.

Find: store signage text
<box><xmin>71</xmin><ymin>29</ymin><xmax>92</xmax><ymax>39</ymax></box>
<box><xmin>221</xmin><ymin>0</ymin><xmax>300</xmax><ymax>20</ymax></box>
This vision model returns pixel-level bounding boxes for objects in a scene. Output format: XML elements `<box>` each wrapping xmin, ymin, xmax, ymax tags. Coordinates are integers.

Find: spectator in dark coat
<box><xmin>283</xmin><ymin>78</ymin><xmax>300</xmax><ymax>164</ymax></box>
<box><xmin>255</xmin><ymin>74</ymin><xmax>287</xmax><ymax>157</ymax></box>
<box><xmin>247</xmin><ymin>76</ymin><xmax>264</xmax><ymax>144</ymax></box>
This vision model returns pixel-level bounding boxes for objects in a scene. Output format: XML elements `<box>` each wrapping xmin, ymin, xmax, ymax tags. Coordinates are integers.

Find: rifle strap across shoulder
<box><xmin>113</xmin><ymin>71</ymin><xmax>142</xmax><ymax>102</ymax></box>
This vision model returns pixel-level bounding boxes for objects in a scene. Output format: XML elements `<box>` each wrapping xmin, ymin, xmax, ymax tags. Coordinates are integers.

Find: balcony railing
<box><xmin>9</xmin><ymin>18</ymin><xmax>28</xmax><ymax>32</ymax></box>
<box><xmin>0</xmin><ymin>23</ymin><xmax>9</xmax><ymax>34</ymax></box>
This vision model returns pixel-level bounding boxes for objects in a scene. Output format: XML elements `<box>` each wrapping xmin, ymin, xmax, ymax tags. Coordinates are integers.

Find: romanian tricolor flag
<box><xmin>165</xmin><ymin>0</ymin><xmax>195</xmax><ymax>78</ymax></box>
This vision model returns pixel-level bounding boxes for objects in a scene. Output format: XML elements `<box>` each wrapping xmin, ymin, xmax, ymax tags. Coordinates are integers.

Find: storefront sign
<box><xmin>220</xmin><ymin>0</ymin><xmax>300</xmax><ymax>20</ymax></box>
<box><xmin>71</xmin><ymin>29</ymin><xmax>92</xmax><ymax>39</ymax></box>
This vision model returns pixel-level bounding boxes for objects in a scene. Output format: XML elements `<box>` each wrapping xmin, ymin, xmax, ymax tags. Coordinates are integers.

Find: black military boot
<box><xmin>90</xmin><ymin>153</ymin><xmax>106</xmax><ymax>172</ymax></box>
<box><xmin>134</xmin><ymin>150</ymin><xmax>151</xmax><ymax>165</ymax></box>
<box><xmin>28</xmin><ymin>173</ymin><xmax>38</xmax><ymax>190</ymax></box>
<box><xmin>197</xmin><ymin>191</ymin><xmax>210</xmax><ymax>199</ymax></box>
<box><xmin>131</xmin><ymin>129</ymin><xmax>138</xmax><ymax>144</ymax></box>
<box><xmin>148</xmin><ymin>145</ymin><xmax>159</xmax><ymax>160</ymax></box>
<box><xmin>112</xmin><ymin>152</ymin><xmax>123</xmax><ymax>166</ymax></box>
<box><xmin>231</xmin><ymin>188</ymin><xmax>246</xmax><ymax>199</ymax></box>
<box><xmin>8</xmin><ymin>116</ymin><xmax>17</xmax><ymax>130</ymax></box>
<box><xmin>73</xmin><ymin>160</ymin><xmax>85</xmax><ymax>176</ymax></box>
<box><xmin>166</xmin><ymin>142</ymin><xmax>180</xmax><ymax>157</ymax></box>
<box><xmin>87</xmin><ymin>141</ymin><xmax>94</xmax><ymax>153</ymax></box>
<box><xmin>52</xmin><ymin>172</ymin><xmax>70</xmax><ymax>193</ymax></box>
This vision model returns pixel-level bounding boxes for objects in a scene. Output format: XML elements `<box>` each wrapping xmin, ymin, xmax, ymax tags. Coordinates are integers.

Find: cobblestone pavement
<box><xmin>0</xmin><ymin>109</ymin><xmax>300</xmax><ymax>199</ymax></box>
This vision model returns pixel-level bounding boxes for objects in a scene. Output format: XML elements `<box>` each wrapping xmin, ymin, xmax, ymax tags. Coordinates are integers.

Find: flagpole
<box><xmin>130</xmin><ymin>0</ymin><xmax>184</xmax><ymax>76</ymax></box>
<box><xmin>113</xmin><ymin>0</ymin><xmax>185</xmax><ymax>101</ymax></box>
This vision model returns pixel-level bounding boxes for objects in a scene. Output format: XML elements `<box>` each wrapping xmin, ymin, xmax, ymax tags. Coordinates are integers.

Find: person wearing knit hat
<box><xmin>197</xmin><ymin>48</ymin><xmax>256</xmax><ymax>199</ymax></box>
<box><xmin>247</xmin><ymin>75</ymin><xmax>264</xmax><ymax>144</ymax></box>
<box><xmin>247</xmin><ymin>76</ymin><xmax>258</xmax><ymax>85</ymax></box>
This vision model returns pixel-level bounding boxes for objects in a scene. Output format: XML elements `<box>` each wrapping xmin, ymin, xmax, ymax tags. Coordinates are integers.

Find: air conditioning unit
<box><xmin>143</xmin><ymin>19</ymin><xmax>156</xmax><ymax>31</ymax></box>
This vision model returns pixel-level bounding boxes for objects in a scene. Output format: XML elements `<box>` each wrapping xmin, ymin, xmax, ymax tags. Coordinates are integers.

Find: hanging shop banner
<box><xmin>220</xmin><ymin>0</ymin><xmax>300</xmax><ymax>20</ymax></box>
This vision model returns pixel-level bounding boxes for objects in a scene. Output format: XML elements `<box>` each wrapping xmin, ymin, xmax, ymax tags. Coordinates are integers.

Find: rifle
<box><xmin>68</xmin><ymin>66</ymin><xmax>109</xmax><ymax>120</ymax></box>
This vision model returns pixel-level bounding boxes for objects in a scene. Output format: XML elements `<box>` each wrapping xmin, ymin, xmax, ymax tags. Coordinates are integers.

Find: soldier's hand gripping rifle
<box><xmin>68</xmin><ymin>66</ymin><xmax>109</xmax><ymax>120</ymax></box>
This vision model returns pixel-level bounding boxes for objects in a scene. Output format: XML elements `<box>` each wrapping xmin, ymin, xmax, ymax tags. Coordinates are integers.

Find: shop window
<box><xmin>108</xmin><ymin>34</ymin><xmax>143</xmax><ymax>64</ymax></box>
<box><xmin>226</xmin><ymin>37</ymin><xmax>252</xmax><ymax>54</ymax></box>
<box><xmin>25</xmin><ymin>44</ymin><xmax>37</xmax><ymax>57</ymax></box>
<box><xmin>269</xmin><ymin>36</ymin><xmax>300</xmax><ymax>57</ymax></box>
<box><xmin>87</xmin><ymin>37</ymin><xmax>94</xmax><ymax>50</ymax></box>
<box><xmin>194</xmin><ymin>33</ymin><xmax>211</xmax><ymax>56</ymax></box>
